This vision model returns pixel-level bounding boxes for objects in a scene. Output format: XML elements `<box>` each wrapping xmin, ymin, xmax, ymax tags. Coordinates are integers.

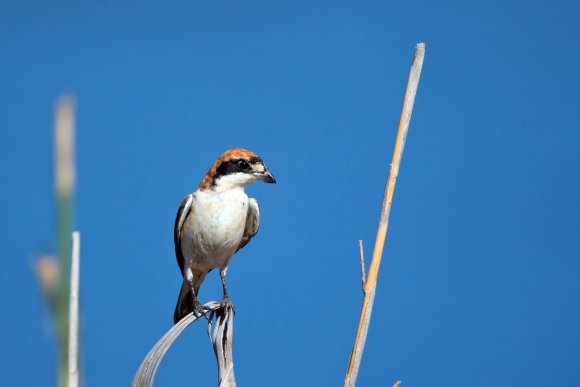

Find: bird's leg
<box><xmin>188</xmin><ymin>283</ymin><xmax>205</xmax><ymax>316</ymax></box>
<box><xmin>186</xmin><ymin>269</ymin><xmax>209</xmax><ymax>318</ymax></box>
<box><xmin>219</xmin><ymin>268</ymin><xmax>235</xmax><ymax>310</ymax></box>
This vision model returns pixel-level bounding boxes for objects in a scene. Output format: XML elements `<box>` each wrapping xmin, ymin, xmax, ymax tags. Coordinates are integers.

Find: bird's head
<box><xmin>199</xmin><ymin>148</ymin><xmax>276</xmax><ymax>191</ymax></box>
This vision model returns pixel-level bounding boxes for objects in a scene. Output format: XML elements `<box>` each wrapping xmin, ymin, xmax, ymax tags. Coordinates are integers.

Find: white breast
<box><xmin>182</xmin><ymin>188</ymin><xmax>248</xmax><ymax>272</ymax></box>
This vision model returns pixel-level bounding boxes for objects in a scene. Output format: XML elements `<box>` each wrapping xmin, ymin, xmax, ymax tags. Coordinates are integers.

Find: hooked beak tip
<box><xmin>257</xmin><ymin>171</ymin><xmax>276</xmax><ymax>184</ymax></box>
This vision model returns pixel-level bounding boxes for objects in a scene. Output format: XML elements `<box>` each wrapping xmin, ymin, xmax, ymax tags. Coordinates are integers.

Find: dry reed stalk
<box><xmin>344</xmin><ymin>43</ymin><xmax>425</xmax><ymax>387</ymax></box>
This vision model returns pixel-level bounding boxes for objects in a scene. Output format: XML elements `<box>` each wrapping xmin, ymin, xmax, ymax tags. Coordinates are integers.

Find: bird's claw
<box><xmin>220</xmin><ymin>296</ymin><xmax>235</xmax><ymax>312</ymax></box>
<box><xmin>193</xmin><ymin>300</ymin><xmax>211</xmax><ymax>320</ymax></box>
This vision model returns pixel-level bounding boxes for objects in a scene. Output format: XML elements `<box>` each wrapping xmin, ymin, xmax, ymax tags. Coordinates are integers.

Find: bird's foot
<box><xmin>193</xmin><ymin>300</ymin><xmax>211</xmax><ymax>319</ymax></box>
<box><xmin>220</xmin><ymin>296</ymin><xmax>236</xmax><ymax>312</ymax></box>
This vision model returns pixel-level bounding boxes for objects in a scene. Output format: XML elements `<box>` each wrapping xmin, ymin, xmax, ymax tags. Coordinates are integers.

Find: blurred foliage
<box><xmin>35</xmin><ymin>96</ymin><xmax>76</xmax><ymax>387</ymax></box>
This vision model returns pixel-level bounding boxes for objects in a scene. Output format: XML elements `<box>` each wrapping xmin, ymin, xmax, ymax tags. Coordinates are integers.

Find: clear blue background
<box><xmin>1</xmin><ymin>1</ymin><xmax>579</xmax><ymax>386</ymax></box>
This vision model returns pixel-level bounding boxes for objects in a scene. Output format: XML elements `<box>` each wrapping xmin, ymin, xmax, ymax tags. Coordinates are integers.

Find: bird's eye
<box><xmin>237</xmin><ymin>160</ymin><xmax>250</xmax><ymax>170</ymax></box>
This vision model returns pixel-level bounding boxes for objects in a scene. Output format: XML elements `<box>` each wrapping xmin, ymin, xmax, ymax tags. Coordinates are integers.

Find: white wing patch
<box><xmin>174</xmin><ymin>193</ymin><xmax>194</xmax><ymax>275</ymax></box>
<box><xmin>177</xmin><ymin>194</ymin><xmax>194</xmax><ymax>236</ymax></box>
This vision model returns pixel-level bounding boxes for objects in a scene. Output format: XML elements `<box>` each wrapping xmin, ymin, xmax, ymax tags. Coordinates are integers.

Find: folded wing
<box><xmin>237</xmin><ymin>198</ymin><xmax>260</xmax><ymax>252</ymax></box>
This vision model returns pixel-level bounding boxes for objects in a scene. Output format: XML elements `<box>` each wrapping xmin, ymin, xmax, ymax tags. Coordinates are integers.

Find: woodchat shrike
<box><xmin>173</xmin><ymin>148</ymin><xmax>276</xmax><ymax>323</ymax></box>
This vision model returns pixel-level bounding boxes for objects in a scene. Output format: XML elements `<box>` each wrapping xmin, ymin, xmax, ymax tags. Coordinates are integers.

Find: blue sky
<box><xmin>1</xmin><ymin>0</ymin><xmax>579</xmax><ymax>386</ymax></box>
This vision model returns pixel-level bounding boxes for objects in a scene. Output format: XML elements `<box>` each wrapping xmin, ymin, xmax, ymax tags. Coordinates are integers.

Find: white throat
<box><xmin>211</xmin><ymin>172</ymin><xmax>255</xmax><ymax>192</ymax></box>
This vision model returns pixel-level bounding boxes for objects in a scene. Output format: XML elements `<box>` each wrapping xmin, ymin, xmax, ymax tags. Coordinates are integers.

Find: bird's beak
<box><xmin>255</xmin><ymin>170</ymin><xmax>276</xmax><ymax>184</ymax></box>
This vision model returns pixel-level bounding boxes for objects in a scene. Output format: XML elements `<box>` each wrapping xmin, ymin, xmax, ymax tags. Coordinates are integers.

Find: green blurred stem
<box><xmin>57</xmin><ymin>193</ymin><xmax>72</xmax><ymax>387</ymax></box>
<box><xmin>53</xmin><ymin>95</ymin><xmax>76</xmax><ymax>387</ymax></box>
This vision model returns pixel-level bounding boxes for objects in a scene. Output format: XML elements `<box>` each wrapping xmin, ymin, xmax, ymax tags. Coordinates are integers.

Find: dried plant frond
<box><xmin>132</xmin><ymin>302</ymin><xmax>227</xmax><ymax>387</ymax></box>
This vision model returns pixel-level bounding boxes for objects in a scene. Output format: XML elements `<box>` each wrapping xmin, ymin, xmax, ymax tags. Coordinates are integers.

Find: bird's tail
<box><xmin>173</xmin><ymin>280</ymin><xmax>193</xmax><ymax>324</ymax></box>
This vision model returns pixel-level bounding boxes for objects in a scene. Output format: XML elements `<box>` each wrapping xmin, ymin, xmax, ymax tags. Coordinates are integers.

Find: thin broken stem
<box><xmin>359</xmin><ymin>240</ymin><xmax>366</xmax><ymax>289</ymax></box>
<box><xmin>68</xmin><ymin>231</ymin><xmax>80</xmax><ymax>387</ymax></box>
<box><xmin>344</xmin><ymin>43</ymin><xmax>425</xmax><ymax>387</ymax></box>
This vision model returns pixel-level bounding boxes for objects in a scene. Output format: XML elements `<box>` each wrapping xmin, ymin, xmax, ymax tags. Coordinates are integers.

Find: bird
<box><xmin>173</xmin><ymin>148</ymin><xmax>276</xmax><ymax>324</ymax></box>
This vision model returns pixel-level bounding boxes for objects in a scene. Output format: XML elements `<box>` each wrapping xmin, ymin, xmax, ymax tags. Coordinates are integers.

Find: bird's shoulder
<box><xmin>175</xmin><ymin>193</ymin><xmax>195</xmax><ymax>232</ymax></box>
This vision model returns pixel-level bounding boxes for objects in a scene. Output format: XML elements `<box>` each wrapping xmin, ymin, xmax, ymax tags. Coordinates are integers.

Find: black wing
<box><xmin>237</xmin><ymin>198</ymin><xmax>260</xmax><ymax>252</ymax></box>
<box><xmin>174</xmin><ymin>193</ymin><xmax>194</xmax><ymax>276</ymax></box>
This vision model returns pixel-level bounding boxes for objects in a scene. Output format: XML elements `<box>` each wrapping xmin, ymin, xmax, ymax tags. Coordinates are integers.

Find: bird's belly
<box><xmin>182</xmin><ymin>192</ymin><xmax>248</xmax><ymax>272</ymax></box>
